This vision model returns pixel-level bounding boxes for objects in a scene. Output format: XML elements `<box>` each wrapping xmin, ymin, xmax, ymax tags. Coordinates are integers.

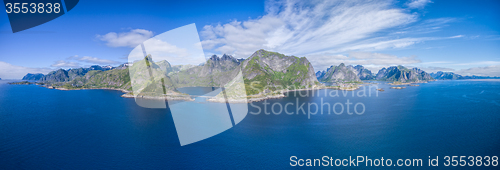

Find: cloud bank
<box><xmin>0</xmin><ymin>61</ymin><xmax>53</xmax><ymax>79</ymax></box>
<box><xmin>406</xmin><ymin>0</ymin><xmax>433</xmax><ymax>9</ymax></box>
<box><xmin>201</xmin><ymin>0</ymin><xmax>418</xmax><ymax>58</ymax></box>
<box><xmin>68</xmin><ymin>55</ymin><xmax>120</xmax><ymax>65</ymax></box>
<box><xmin>456</xmin><ymin>65</ymin><xmax>500</xmax><ymax>77</ymax></box>
<box><xmin>97</xmin><ymin>29</ymin><xmax>153</xmax><ymax>48</ymax></box>
<box><xmin>50</xmin><ymin>60</ymin><xmax>80</xmax><ymax>68</ymax></box>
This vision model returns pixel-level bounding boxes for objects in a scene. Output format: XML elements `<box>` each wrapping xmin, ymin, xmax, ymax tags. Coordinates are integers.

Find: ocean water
<box><xmin>0</xmin><ymin>80</ymin><xmax>499</xmax><ymax>169</ymax></box>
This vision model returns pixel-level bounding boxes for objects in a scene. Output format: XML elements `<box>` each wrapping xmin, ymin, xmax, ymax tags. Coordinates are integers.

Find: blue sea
<box><xmin>0</xmin><ymin>80</ymin><xmax>499</xmax><ymax>169</ymax></box>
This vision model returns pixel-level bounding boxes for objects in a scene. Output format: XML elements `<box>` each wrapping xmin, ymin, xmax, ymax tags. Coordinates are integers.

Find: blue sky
<box><xmin>0</xmin><ymin>0</ymin><xmax>499</xmax><ymax>79</ymax></box>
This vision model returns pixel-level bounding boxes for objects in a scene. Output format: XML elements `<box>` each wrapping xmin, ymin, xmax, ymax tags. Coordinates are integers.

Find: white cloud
<box><xmin>394</xmin><ymin>18</ymin><xmax>456</xmax><ymax>36</ymax></box>
<box><xmin>408</xmin><ymin>60</ymin><xmax>500</xmax><ymax>75</ymax></box>
<box><xmin>456</xmin><ymin>65</ymin><xmax>500</xmax><ymax>77</ymax></box>
<box><xmin>50</xmin><ymin>60</ymin><xmax>80</xmax><ymax>68</ymax></box>
<box><xmin>125</xmin><ymin>24</ymin><xmax>206</xmax><ymax>66</ymax></box>
<box><xmin>469</xmin><ymin>35</ymin><xmax>480</xmax><ymax>39</ymax></box>
<box><xmin>127</xmin><ymin>38</ymin><xmax>198</xmax><ymax>65</ymax></box>
<box><xmin>97</xmin><ymin>29</ymin><xmax>153</xmax><ymax>47</ymax></box>
<box><xmin>141</xmin><ymin>38</ymin><xmax>190</xmax><ymax>58</ymax></box>
<box><xmin>201</xmin><ymin>0</ymin><xmax>418</xmax><ymax>58</ymax></box>
<box><xmin>452</xmin><ymin>61</ymin><xmax>500</xmax><ymax>66</ymax></box>
<box><xmin>337</xmin><ymin>37</ymin><xmax>426</xmax><ymax>52</ymax></box>
<box><xmin>0</xmin><ymin>61</ymin><xmax>53</xmax><ymax>79</ymax></box>
<box><xmin>419</xmin><ymin>61</ymin><xmax>453</xmax><ymax>65</ymax></box>
<box><xmin>68</xmin><ymin>55</ymin><xmax>120</xmax><ymax>65</ymax></box>
<box><xmin>406</xmin><ymin>0</ymin><xmax>433</xmax><ymax>9</ymax></box>
<box><xmin>449</xmin><ymin>35</ymin><xmax>464</xmax><ymax>38</ymax></box>
<box><xmin>412</xmin><ymin>66</ymin><xmax>455</xmax><ymax>73</ymax></box>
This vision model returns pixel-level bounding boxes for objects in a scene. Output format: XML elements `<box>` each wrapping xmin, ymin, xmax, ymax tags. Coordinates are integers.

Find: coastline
<box><xmin>120</xmin><ymin>93</ymin><xmax>195</xmax><ymax>101</ymax></box>
<box><xmin>207</xmin><ymin>84</ymin><xmax>363</xmax><ymax>103</ymax></box>
<box><xmin>7</xmin><ymin>81</ymin><xmax>367</xmax><ymax>103</ymax></box>
<box><xmin>55</xmin><ymin>87</ymin><xmax>131</xmax><ymax>93</ymax></box>
<box><xmin>388</xmin><ymin>80</ymin><xmax>431</xmax><ymax>86</ymax></box>
<box><xmin>9</xmin><ymin>80</ymin><xmax>436</xmax><ymax>103</ymax></box>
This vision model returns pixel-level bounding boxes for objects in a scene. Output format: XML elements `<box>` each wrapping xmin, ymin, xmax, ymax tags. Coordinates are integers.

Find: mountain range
<box><xmin>316</xmin><ymin>64</ymin><xmax>373</xmax><ymax>83</ymax></box>
<box><xmin>429</xmin><ymin>71</ymin><xmax>500</xmax><ymax>80</ymax></box>
<box><xmin>315</xmin><ymin>63</ymin><xmax>499</xmax><ymax>83</ymax></box>
<box><xmin>21</xmin><ymin>49</ymin><xmax>498</xmax><ymax>96</ymax></box>
<box><xmin>375</xmin><ymin>66</ymin><xmax>433</xmax><ymax>83</ymax></box>
<box><xmin>21</xmin><ymin>50</ymin><xmax>319</xmax><ymax>97</ymax></box>
<box><xmin>316</xmin><ymin>64</ymin><xmax>433</xmax><ymax>83</ymax></box>
<box><xmin>430</xmin><ymin>71</ymin><xmax>463</xmax><ymax>80</ymax></box>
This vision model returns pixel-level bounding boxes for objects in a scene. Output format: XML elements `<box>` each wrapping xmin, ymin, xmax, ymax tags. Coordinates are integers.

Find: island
<box><xmin>12</xmin><ymin>49</ymin><xmax>442</xmax><ymax>103</ymax></box>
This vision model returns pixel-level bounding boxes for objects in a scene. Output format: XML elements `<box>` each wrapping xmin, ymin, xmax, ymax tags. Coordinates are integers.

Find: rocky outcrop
<box><xmin>170</xmin><ymin>54</ymin><xmax>241</xmax><ymax>87</ymax></box>
<box><xmin>241</xmin><ymin>49</ymin><xmax>319</xmax><ymax>95</ymax></box>
<box><xmin>89</xmin><ymin>65</ymin><xmax>113</xmax><ymax>71</ymax></box>
<box><xmin>22</xmin><ymin>73</ymin><xmax>44</xmax><ymax>81</ymax></box>
<box><xmin>67</xmin><ymin>68</ymin><xmax>90</xmax><ymax>80</ymax></box>
<box><xmin>40</xmin><ymin>69</ymin><xmax>70</xmax><ymax>82</ymax></box>
<box><xmin>354</xmin><ymin>65</ymin><xmax>374</xmax><ymax>80</ymax></box>
<box><xmin>376</xmin><ymin>66</ymin><xmax>433</xmax><ymax>83</ymax></box>
<box><xmin>318</xmin><ymin>63</ymin><xmax>361</xmax><ymax>82</ymax></box>
<box><xmin>430</xmin><ymin>71</ymin><xmax>463</xmax><ymax>80</ymax></box>
<box><xmin>316</xmin><ymin>70</ymin><xmax>326</xmax><ymax>80</ymax></box>
<box><xmin>115</xmin><ymin>63</ymin><xmax>130</xmax><ymax>70</ymax></box>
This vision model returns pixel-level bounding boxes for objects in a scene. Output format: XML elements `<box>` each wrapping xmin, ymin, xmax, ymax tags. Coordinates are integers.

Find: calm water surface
<box><xmin>0</xmin><ymin>80</ymin><xmax>499</xmax><ymax>169</ymax></box>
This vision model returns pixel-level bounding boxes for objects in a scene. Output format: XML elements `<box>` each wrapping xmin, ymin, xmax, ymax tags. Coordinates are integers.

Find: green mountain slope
<box><xmin>67</xmin><ymin>68</ymin><xmax>131</xmax><ymax>90</ymax></box>
<box><xmin>22</xmin><ymin>49</ymin><xmax>320</xmax><ymax>98</ymax></box>
<box><xmin>240</xmin><ymin>49</ymin><xmax>319</xmax><ymax>95</ymax></box>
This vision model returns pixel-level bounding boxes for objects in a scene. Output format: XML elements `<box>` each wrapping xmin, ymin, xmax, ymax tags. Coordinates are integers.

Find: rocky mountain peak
<box><xmin>221</xmin><ymin>54</ymin><xmax>235</xmax><ymax>60</ymax></box>
<box><xmin>353</xmin><ymin>65</ymin><xmax>374</xmax><ymax>80</ymax></box>
<box><xmin>318</xmin><ymin>63</ymin><xmax>361</xmax><ymax>82</ymax></box>
<box><xmin>209</xmin><ymin>55</ymin><xmax>220</xmax><ymax>61</ymax></box>
<box><xmin>89</xmin><ymin>65</ymin><xmax>113</xmax><ymax>71</ymax></box>
<box><xmin>22</xmin><ymin>73</ymin><xmax>45</xmax><ymax>81</ymax></box>
<box><xmin>41</xmin><ymin>69</ymin><xmax>70</xmax><ymax>82</ymax></box>
<box><xmin>430</xmin><ymin>71</ymin><xmax>463</xmax><ymax>80</ymax></box>
<box><xmin>376</xmin><ymin>65</ymin><xmax>433</xmax><ymax>82</ymax></box>
<box><xmin>116</xmin><ymin>63</ymin><xmax>130</xmax><ymax>70</ymax></box>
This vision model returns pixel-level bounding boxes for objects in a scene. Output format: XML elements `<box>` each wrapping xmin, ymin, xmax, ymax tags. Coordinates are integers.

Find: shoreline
<box><xmin>207</xmin><ymin>85</ymin><xmax>363</xmax><ymax>103</ymax></box>
<box><xmin>7</xmin><ymin>81</ymin><xmax>366</xmax><ymax>103</ymax></box>
<box><xmin>9</xmin><ymin>80</ymin><xmax>434</xmax><ymax>103</ymax></box>
<box><xmin>120</xmin><ymin>93</ymin><xmax>195</xmax><ymax>101</ymax></box>
<box><xmin>55</xmin><ymin>87</ymin><xmax>131</xmax><ymax>93</ymax></box>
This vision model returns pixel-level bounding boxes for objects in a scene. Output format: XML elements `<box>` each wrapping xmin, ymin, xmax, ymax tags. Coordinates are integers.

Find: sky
<box><xmin>0</xmin><ymin>0</ymin><xmax>499</xmax><ymax>79</ymax></box>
